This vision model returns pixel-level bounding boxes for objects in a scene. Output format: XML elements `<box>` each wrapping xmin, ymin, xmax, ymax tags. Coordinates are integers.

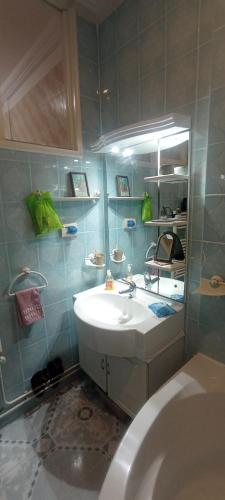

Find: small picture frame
<box><xmin>116</xmin><ymin>175</ymin><xmax>130</xmax><ymax>197</ymax></box>
<box><xmin>70</xmin><ymin>172</ymin><xmax>90</xmax><ymax>197</ymax></box>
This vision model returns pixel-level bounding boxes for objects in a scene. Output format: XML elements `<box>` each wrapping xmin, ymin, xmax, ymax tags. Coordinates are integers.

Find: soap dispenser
<box><xmin>105</xmin><ymin>269</ymin><xmax>114</xmax><ymax>291</ymax></box>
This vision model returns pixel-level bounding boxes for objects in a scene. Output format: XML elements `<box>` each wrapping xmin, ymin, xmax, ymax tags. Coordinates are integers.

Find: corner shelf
<box><xmin>144</xmin><ymin>174</ymin><xmax>189</xmax><ymax>183</ymax></box>
<box><xmin>108</xmin><ymin>196</ymin><xmax>144</xmax><ymax>200</ymax></box>
<box><xmin>85</xmin><ymin>258</ymin><xmax>105</xmax><ymax>269</ymax></box>
<box><xmin>145</xmin><ymin>260</ymin><xmax>186</xmax><ymax>273</ymax></box>
<box><xmin>54</xmin><ymin>196</ymin><xmax>100</xmax><ymax>202</ymax></box>
<box><xmin>144</xmin><ymin>219</ymin><xmax>187</xmax><ymax>228</ymax></box>
<box><xmin>110</xmin><ymin>254</ymin><xmax>126</xmax><ymax>263</ymax></box>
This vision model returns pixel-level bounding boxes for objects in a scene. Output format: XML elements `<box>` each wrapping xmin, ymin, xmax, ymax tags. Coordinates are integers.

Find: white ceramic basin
<box><xmin>75</xmin><ymin>292</ymin><xmax>148</xmax><ymax>329</ymax></box>
<box><xmin>74</xmin><ymin>280</ymin><xmax>184</xmax><ymax>361</ymax></box>
<box><xmin>100</xmin><ymin>354</ymin><xmax>225</xmax><ymax>500</ymax></box>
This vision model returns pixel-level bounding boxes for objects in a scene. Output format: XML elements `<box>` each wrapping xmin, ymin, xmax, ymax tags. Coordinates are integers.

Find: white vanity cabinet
<box><xmin>74</xmin><ymin>281</ymin><xmax>185</xmax><ymax>418</ymax></box>
<box><xmin>78</xmin><ymin>332</ymin><xmax>184</xmax><ymax>418</ymax></box>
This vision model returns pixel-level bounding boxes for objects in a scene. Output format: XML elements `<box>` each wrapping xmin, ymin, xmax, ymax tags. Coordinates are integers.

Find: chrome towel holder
<box><xmin>8</xmin><ymin>267</ymin><xmax>48</xmax><ymax>297</ymax></box>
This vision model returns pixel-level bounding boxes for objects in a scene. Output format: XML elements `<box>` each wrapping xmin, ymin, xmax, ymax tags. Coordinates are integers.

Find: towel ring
<box><xmin>8</xmin><ymin>267</ymin><xmax>48</xmax><ymax>297</ymax></box>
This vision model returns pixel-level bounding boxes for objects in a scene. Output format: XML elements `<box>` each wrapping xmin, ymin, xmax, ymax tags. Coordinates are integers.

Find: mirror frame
<box><xmin>0</xmin><ymin>5</ymin><xmax>82</xmax><ymax>157</ymax></box>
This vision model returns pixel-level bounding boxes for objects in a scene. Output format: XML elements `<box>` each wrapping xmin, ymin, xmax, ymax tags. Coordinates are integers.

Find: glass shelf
<box><xmin>144</xmin><ymin>174</ymin><xmax>189</xmax><ymax>183</ymax></box>
<box><xmin>108</xmin><ymin>196</ymin><xmax>144</xmax><ymax>200</ymax></box>
<box><xmin>54</xmin><ymin>196</ymin><xmax>100</xmax><ymax>201</ymax></box>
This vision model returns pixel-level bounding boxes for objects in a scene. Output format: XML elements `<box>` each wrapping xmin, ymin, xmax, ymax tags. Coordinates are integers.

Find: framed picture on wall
<box><xmin>70</xmin><ymin>172</ymin><xmax>90</xmax><ymax>197</ymax></box>
<box><xmin>116</xmin><ymin>175</ymin><xmax>130</xmax><ymax>197</ymax></box>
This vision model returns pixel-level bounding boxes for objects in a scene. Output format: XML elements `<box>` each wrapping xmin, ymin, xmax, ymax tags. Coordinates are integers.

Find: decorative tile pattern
<box><xmin>0</xmin><ymin>373</ymin><xmax>129</xmax><ymax>500</ymax></box>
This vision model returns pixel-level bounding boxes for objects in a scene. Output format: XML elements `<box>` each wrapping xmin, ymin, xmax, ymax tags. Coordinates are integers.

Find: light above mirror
<box><xmin>91</xmin><ymin>113</ymin><xmax>191</xmax><ymax>155</ymax></box>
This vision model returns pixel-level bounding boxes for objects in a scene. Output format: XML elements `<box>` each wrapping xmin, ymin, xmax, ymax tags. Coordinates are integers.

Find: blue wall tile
<box><xmin>116</xmin><ymin>0</ymin><xmax>138</xmax><ymax>49</ymax></box>
<box><xmin>47</xmin><ymin>329</ymin><xmax>73</xmax><ymax>370</ymax></box>
<box><xmin>21</xmin><ymin>338</ymin><xmax>49</xmax><ymax>381</ymax></box>
<box><xmin>0</xmin><ymin>161</ymin><xmax>31</xmax><ymax>202</ymax></box>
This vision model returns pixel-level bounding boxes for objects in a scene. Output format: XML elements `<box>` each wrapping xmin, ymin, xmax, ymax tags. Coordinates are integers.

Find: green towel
<box><xmin>25</xmin><ymin>191</ymin><xmax>63</xmax><ymax>236</ymax></box>
<box><xmin>142</xmin><ymin>192</ymin><xmax>153</xmax><ymax>222</ymax></box>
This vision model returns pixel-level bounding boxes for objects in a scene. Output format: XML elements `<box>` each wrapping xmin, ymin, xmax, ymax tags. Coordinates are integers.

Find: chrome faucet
<box><xmin>144</xmin><ymin>271</ymin><xmax>160</xmax><ymax>290</ymax></box>
<box><xmin>118</xmin><ymin>279</ymin><xmax>136</xmax><ymax>299</ymax></box>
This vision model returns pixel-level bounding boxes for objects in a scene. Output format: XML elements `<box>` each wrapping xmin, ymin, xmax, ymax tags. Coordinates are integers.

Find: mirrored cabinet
<box><xmin>92</xmin><ymin>114</ymin><xmax>190</xmax><ymax>304</ymax></box>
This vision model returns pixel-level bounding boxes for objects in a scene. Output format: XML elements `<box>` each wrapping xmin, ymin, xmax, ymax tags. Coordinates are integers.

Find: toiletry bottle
<box><xmin>126</xmin><ymin>264</ymin><xmax>133</xmax><ymax>282</ymax></box>
<box><xmin>105</xmin><ymin>269</ymin><xmax>114</xmax><ymax>291</ymax></box>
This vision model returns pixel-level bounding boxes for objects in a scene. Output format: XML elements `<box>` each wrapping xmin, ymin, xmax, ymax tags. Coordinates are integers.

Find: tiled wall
<box><xmin>99</xmin><ymin>0</ymin><xmax>225</xmax><ymax>363</ymax></box>
<box><xmin>0</xmin><ymin>149</ymin><xmax>104</xmax><ymax>404</ymax></box>
<box><xmin>0</xmin><ymin>17</ymin><xmax>104</xmax><ymax>407</ymax></box>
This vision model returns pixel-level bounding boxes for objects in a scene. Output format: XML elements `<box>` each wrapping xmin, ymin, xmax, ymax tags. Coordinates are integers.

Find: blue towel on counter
<box><xmin>170</xmin><ymin>294</ymin><xmax>184</xmax><ymax>303</ymax></box>
<box><xmin>148</xmin><ymin>302</ymin><xmax>176</xmax><ymax>318</ymax></box>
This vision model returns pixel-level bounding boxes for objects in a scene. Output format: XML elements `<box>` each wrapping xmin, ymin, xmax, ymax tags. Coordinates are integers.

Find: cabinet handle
<box><xmin>101</xmin><ymin>358</ymin><xmax>105</xmax><ymax>371</ymax></box>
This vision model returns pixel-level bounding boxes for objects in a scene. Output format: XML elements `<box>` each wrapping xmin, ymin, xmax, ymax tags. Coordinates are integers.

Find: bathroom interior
<box><xmin>1</xmin><ymin>0</ymin><xmax>225</xmax><ymax>499</ymax></box>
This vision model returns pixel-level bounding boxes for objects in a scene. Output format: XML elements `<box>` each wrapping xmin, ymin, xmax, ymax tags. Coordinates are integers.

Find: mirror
<box><xmin>106</xmin><ymin>150</ymin><xmax>158</xmax><ymax>280</ymax></box>
<box><xmin>102</xmin><ymin>119</ymin><xmax>190</xmax><ymax>303</ymax></box>
<box><xmin>0</xmin><ymin>0</ymin><xmax>82</xmax><ymax>153</ymax></box>
<box><xmin>159</xmin><ymin>132</ymin><xmax>189</xmax><ymax>176</ymax></box>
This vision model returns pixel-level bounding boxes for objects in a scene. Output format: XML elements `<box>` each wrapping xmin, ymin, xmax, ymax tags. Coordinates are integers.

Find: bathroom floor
<box><xmin>0</xmin><ymin>373</ymin><xmax>129</xmax><ymax>500</ymax></box>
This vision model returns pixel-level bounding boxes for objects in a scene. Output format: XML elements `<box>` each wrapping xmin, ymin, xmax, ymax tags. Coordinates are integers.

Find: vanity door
<box><xmin>107</xmin><ymin>356</ymin><xmax>148</xmax><ymax>418</ymax></box>
<box><xmin>79</xmin><ymin>343</ymin><xmax>107</xmax><ymax>392</ymax></box>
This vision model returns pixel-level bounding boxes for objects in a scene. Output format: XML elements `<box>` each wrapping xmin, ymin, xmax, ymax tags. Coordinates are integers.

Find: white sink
<box><xmin>75</xmin><ymin>292</ymin><xmax>149</xmax><ymax>329</ymax></box>
<box><xmin>74</xmin><ymin>280</ymin><xmax>184</xmax><ymax>361</ymax></box>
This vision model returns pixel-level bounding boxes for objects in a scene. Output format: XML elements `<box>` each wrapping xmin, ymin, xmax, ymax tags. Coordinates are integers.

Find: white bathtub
<box><xmin>100</xmin><ymin>354</ymin><xmax>225</xmax><ymax>500</ymax></box>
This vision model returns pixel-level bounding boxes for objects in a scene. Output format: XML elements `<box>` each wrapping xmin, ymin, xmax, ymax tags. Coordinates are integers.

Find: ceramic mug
<box><xmin>112</xmin><ymin>248</ymin><xmax>123</xmax><ymax>261</ymax></box>
<box><xmin>89</xmin><ymin>252</ymin><xmax>105</xmax><ymax>266</ymax></box>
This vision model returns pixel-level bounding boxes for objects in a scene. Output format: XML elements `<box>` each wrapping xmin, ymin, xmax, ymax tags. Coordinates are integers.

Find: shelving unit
<box><xmin>144</xmin><ymin>174</ymin><xmax>188</xmax><ymax>183</ymax></box>
<box><xmin>145</xmin><ymin>260</ymin><xmax>186</xmax><ymax>273</ymax></box>
<box><xmin>144</xmin><ymin>219</ymin><xmax>187</xmax><ymax>228</ymax></box>
<box><xmin>143</xmin><ymin>135</ymin><xmax>189</xmax><ymax>282</ymax></box>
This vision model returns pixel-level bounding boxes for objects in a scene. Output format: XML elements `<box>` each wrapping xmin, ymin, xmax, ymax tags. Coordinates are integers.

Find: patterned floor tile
<box><xmin>0</xmin><ymin>373</ymin><xmax>129</xmax><ymax>500</ymax></box>
<box><xmin>0</xmin><ymin>402</ymin><xmax>52</xmax><ymax>444</ymax></box>
<box><xmin>48</xmin><ymin>385</ymin><xmax>126</xmax><ymax>451</ymax></box>
<box><xmin>0</xmin><ymin>442</ymin><xmax>41</xmax><ymax>500</ymax></box>
<box><xmin>31</xmin><ymin>449</ymin><xmax>109</xmax><ymax>500</ymax></box>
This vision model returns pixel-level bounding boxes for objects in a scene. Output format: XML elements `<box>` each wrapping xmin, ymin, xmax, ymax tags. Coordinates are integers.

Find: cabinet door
<box><xmin>107</xmin><ymin>356</ymin><xmax>147</xmax><ymax>418</ymax></box>
<box><xmin>0</xmin><ymin>2</ymin><xmax>82</xmax><ymax>154</ymax></box>
<box><xmin>79</xmin><ymin>342</ymin><xmax>107</xmax><ymax>392</ymax></box>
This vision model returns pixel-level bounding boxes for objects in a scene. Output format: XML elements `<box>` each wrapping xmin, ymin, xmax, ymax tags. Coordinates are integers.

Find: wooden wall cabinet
<box><xmin>0</xmin><ymin>0</ymin><xmax>82</xmax><ymax>156</ymax></box>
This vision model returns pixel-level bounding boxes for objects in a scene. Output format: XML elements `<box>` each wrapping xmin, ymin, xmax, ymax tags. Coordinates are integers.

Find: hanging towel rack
<box><xmin>8</xmin><ymin>267</ymin><xmax>48</xmax><ymax>297</ymax></box>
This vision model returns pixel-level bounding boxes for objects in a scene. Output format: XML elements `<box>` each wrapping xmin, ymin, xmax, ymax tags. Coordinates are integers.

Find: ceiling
<box><xmin>76</xmin><ymin>0</ymin><xmax>124</xmax><ymax>23</ymax></box>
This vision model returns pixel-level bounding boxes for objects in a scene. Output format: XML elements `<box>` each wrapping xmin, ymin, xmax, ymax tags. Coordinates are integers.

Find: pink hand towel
<box><xmin>15</xmin><ymin>288</ymin><xmax>44</xmax><ymax>326</ymax></box>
